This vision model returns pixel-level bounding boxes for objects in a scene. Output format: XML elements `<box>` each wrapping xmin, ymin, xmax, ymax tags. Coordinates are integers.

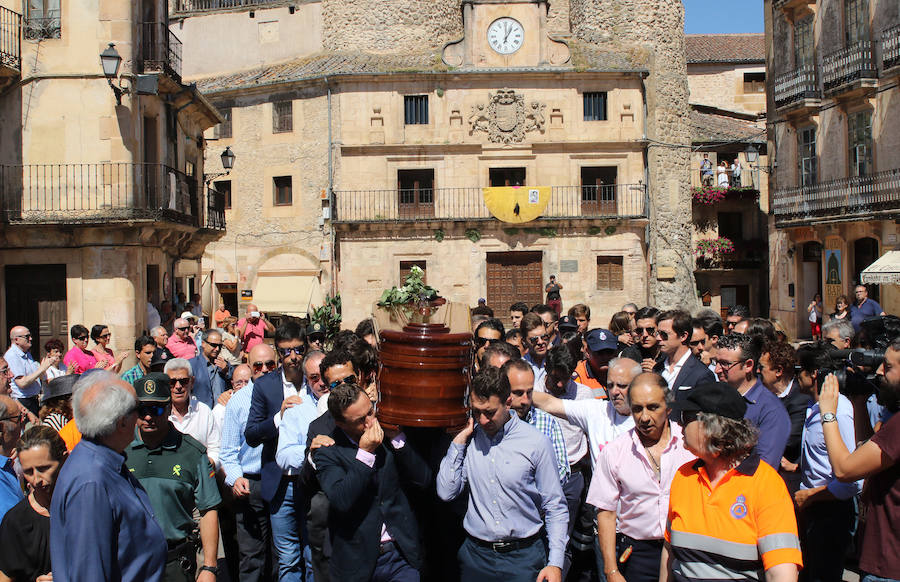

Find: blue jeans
<box><xmin>458</xmin><ymin>537</ymin><xmax>547</xmax><ymax>582</ymax></box>
<box><xmin>862</xmin><ymin>575</ymin><xmax>900</xmax><ymax>582</ymax></box>
<box><xmin>268</xmin><ymin>478</ymin><xmax>312</xmax><ymax>582</ymax></box>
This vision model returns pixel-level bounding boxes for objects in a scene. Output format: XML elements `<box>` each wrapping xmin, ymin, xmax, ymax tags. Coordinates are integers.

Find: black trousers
<box><xmin>616</xmin><ymin>535</ymin><xmax>664</xmax><ymax>582</ymax></box>
<box><xmin>307</xmin><ymin>490</ymin><xmax>331</xmax><ymax>582</ymax></box>
<box><xmin>235</xmin><ymin>477</ymin><xmax>274</xmax><ymax>582</ymax></box>
<box><xmin>799</xmin><ymin>498</ymin><xmax>856</xmax><ymax>582</ymax></box>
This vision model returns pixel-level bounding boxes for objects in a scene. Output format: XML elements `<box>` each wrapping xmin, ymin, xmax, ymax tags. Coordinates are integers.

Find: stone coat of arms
<box><xmin>469</xmin><ymin>89</ymin><xmax>546</xmax><ymax>144</ymax></box>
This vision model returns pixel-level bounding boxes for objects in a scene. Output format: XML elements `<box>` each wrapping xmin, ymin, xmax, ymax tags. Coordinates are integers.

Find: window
<box><xmin>799</xmin><ymin>126</ymin><xmax>817</xmax><ymax>186</ymax></box>
<box><xmin>214</xmin><ymin>180</ymin><xmax>232</xmax><ymax>210</ymax></box>
<box><xmin>717</xmin><ymin>212</ymin><xmax>743</xmax><ymax>241</ymax></box>
<box><xmin>398</xmin><ymin>169</ymin><xmax>434</xmax><ymax>217</ymax></box>
<box><xmin>848</xmin><ymin>110</ymin><xmax>873</xmax><ymax>177</ymax></box>
<box><xmin>580</xmin><ymin>166</ymin><xmax>617</xmax><ymax>213</ymax></box>
<box><xmin>215</xmin><ymin>108</ymin><xmax>232</xmax><ymax>139</ymax></box>
<box><xmin>489</xmin><ymin>168</ymin><xmax>526</xmax><ymax>187</ymax></box>
<box><xmin>794</xmin><ymin>16</ymin><xmax>814</xmax><ymax>68</ymax></box>
<box><xmin>273</xmin><ymin>176</ymin><xmax>292</xmax><ymax>206</ymax></box>
<box><xmin>404</xmin><ymin>95</ymin><xmax>429</xmax><ymax>125</ymax></box>
<box><xmin>596</xmin><ymin>256</ymin><xmax>624</xmax><ymax>291</ymax></box>
<box><xmin>25</xmin><ymin>0</ymin><xmax>61</xmax><ymax>39</ymax></box>
<box><xmin>743</xmin><ymin>72</ymin><xmax>766</xmax><ymax>94</ymax></box>
<box><xmin>399</xmin><ymin>261</ymin><xmax>427</xmax><ymax>285</ymax></box>
<box><xmin>583</xmin><ymin>92</ymin><xmax>608</xmax><ymax>121</ymax></box>
<box><xmin>844</xmin><ymin>0</ymin><xmax>869</xmax><ymax>45</ymax></box>
<box><xmin>272</xmin><ymin>101</ymin><xmax>293</xmax><ymax>134</ymax></box>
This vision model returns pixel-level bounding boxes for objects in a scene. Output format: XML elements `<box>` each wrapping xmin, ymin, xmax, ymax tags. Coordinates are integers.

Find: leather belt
<box><xmin>468</xmin><ymin>531</ymin><xmax>542</xmax><ymax>553</ymax></box>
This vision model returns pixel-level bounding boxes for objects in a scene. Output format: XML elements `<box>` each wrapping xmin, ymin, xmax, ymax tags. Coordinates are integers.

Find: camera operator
<box><xmin>820</xmin><ymin>337</ymin><xmax>900</xmax><ymax>582</ymax></box>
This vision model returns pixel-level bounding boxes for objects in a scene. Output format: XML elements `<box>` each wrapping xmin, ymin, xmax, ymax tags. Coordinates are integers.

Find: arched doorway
<box><xmin>800</xmin><ymin>241</ymin><xmax>823</xmax><ymax>339</ymax></box>
<box><xmin>853</xmin><ymin>237</ymin><xmax>879</xmax><ymax>301</ymax></box>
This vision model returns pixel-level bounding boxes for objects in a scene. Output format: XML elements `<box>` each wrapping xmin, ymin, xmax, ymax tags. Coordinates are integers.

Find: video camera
<box><xmin>819</xmin><ymin>315</ymin><xmax>900</xmax><ymax>396</ymax></box>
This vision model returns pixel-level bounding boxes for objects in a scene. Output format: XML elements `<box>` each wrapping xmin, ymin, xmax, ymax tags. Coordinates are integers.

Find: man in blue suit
<box><xmin>315</xmin><ymin>381</ymin><xmax>432</xmax><ymax>582</ymax></box>
<box><xmin>189</xmin><ymin>329</ymin><xmax>232</xmax><ymax>409</ymax></box>
<box><xmin>245</xmin><ymin>322</ymin><xmax>309</xmax><ymax>581</ymax></box>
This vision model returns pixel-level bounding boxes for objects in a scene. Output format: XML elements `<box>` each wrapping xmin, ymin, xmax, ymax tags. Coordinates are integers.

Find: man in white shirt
<box><xmin>164</xmin><ymin>358</ymin><xmax>221</xmax><ymax>468</ymax></box>
<box><xmin>653</xmin><ymin>310</ymin><xmax>715</xmax><ymax>400</ymax></box>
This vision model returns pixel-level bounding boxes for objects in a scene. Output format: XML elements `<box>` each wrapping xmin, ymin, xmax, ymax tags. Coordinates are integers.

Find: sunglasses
<box><xmin>527</xmin><ymin>334</ymin><xmax>550</xmax><ymax>346</ymax></box>
<box><xmin>99</xmin><ymin>333</ymin><xmax>111</xmax><ymax>339</ymax></box>
<box><xmin>74</xmin><ymin>335</ymin><xmax>88</xmax><ymax>341</ymax></box>
<box><xmin>14</xmin><ymin>334</ymin><xmax>32</xmax><ymax>340</ymax></box>
<box><xmin>308</xmin><ymin>335</ymin><xmax>325</xmax><ymax>343</ymax></box>
<box><xmin>678</xmin><ymin>410</ymin><xmax>700</xmax><ymax>426</ymax></box>
<box><xmin>176</xmin><ymin>327</ymin><xmax>189</xmax><ymax>332</ymax></box>
<box><xmin>635</xmin><ymin>327</ymin><xmax>656</xmax><ymax>336</ymax></box>
<box><xmin>278</xmin><ymin>346</ymin><xmax>306</xmax><ymax>358</ymax></box>
<box><xmin>138</xmin><ymin>404</ymin><xmax>167</xmax><ymax>417</ymax></box>
<box><xmin>688</xmin><ymin>338</ymin><xmax>705</xmax><ymax>347</ymax></box>
<box><xmin>252</xmin><ymin>360</ymin><xmax>278</xmax><ymax>372</ymax></box>
<box><xmin>205</xmin><ymin>341</ymin><xmax>223</xmax><ymax>350</ymax></box>
<box><xmin>474</xmin><ymin>336</ymin><xmax>500</xmax><ymax>348</ymax></box>
<box><xmin>328</xmin><ymin>375</ymin><xmax>357</xmax><ymax>390</ymax></box>
<box><xmin>656</xmin><ymin>330</ymin><xmax>670</xmax><ymax>340</ymax></box>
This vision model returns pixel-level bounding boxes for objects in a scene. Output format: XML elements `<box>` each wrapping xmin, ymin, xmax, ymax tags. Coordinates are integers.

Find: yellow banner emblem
<box><xmin>483</xmin><ymin>186</ymin><xmax>551</xmax><ymax>223</ymax></box>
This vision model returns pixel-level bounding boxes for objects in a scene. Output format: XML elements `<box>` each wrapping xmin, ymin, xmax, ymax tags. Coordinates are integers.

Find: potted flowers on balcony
<box><xmin>691</xmin><ymin>185</ymin><xmax>758</xmax><ymax>205</ymax></box>
<box><xmin>694</xmin><ymin>237</ymin><xmax>736</xmax><ymax>269</ymax></box>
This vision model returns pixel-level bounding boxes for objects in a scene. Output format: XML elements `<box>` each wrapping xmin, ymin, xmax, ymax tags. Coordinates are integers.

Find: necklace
<box><xmin>643</xmin><ymin>445</ymin><xmax>661</xmax><ymax>480</ymax></box>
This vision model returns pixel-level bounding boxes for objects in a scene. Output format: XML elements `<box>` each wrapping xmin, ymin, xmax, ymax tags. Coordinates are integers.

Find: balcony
<box><xmin>140</xmin><ymin>22</ymin><xmax>182</xmax><ymax>82</ymax></box>
<box><xmin>173</xmin><ymin>0</ymin><xmax>290</xmax><ymax>14</ymax></box>
<box><xmin>332</xmin><ymin>184</ymin><xmax>647</xmax><ymax>225</ymax></box>
<box><xmin>883</xmin><ymin>24</ymin><xmax>900</xmax><ymax>75</ymax></box>
<box><xmin>0</xmin><ymin>163</ymin><xmax>225</xmax><ymax>231</ymax></box>
<box><xmin>0</xmin><ymin>6</ymin><xmax>21</xmax><ymax>81</ymax></box>
<box><xmin>696</xmin><ymin>241</ymin><xmax>765</xmax><ymax>271</ymax></box>
<box><xmin>774</xmin><ymin>64</ymin><xmax>821</xmax><ymax>113</ymax></box>
<box><xmin>822</xmin><ymin>41</ymin><xmax>877</xmax><ymax>96</ymax></box>
<box><xmin>773</xmin><ymin>168</ymin><xmax>900</xmax><ymax>227</ymax></box>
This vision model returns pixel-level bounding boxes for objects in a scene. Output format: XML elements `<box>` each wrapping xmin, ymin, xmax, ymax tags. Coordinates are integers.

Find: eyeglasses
<box><xmin>205</xmin><ymin>341</ymin><xmax>223</xmax><ymax>350</ymax></box>
<box><xmin>716</xmin><ymin>359</ymin><xmax>745</xmax><ymax>373</ymax></box>
<box><xmin>14</xmin><ymin>334</ymin><xmax>32</xmax><ymax>340</ymax></box>
<box><xmin>635</xmin><ymin>327</ymin><xmax>656</xmax><ymax>336</ymax></box>
<box><xmin>252</xmin><ymin>360</ymin><xmax>278</xmax><ymax>372</ymax></box>
<box><xmin>678</xmin><ymin>410</ymin><xmax>700</xmax><ymax>426</ymax></box>
<box><xmin>527</xmin><ymin>334</ymin><xmax>550</xmax><ymax>346</ymax></box>
<box><xmin>277</xmin><ymin>346</ymin><xmax>306</xmax><ymax>358</ymax></box>
<box><xmin>176</xmin><ymin>326</ymin><xmax>189</xmax><ymax>332</ymax></box>
<box><xmin>74</xmin><ymin>335</ymin><xmax>88</xmax><ymax>341</ymax></box>
<box><xmin>172</xmin><ymin>377</ymin><xmax>191</xmax><ymax>386</ymax></box>
<box><xmin>656</xmin><ymin>330</ymin><xmax>670</xmax><ymax>340</ymax></box>
<box><xmin>99</xmin><ymin>333</ymin><xmax>111</xmax><ymax>339</ymax></box>
<box><xmin>688</xmin><ymin>338</ymin><xmax>705</xmax><ymax>347</ymax></box>
<box><xmin>474</xmin><ymin>336</ymin><xmax>500</xmax><ymax>348</ymax></box>
<box><xmin>308</xmin><ymin>335</ymin><xmax>325</xmax><ymax>344</ymax></box>
<box><xmin>328</xmin><ymin>375</ymin><xmax>357</xmax><ymax>390</ymax></box>
<box><xmin>138</xmin><ymin>404</ymin><xmax>167</xmax><ymax>417</ymax></box>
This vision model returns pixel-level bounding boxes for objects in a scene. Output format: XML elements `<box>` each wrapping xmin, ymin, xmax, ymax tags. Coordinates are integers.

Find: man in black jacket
<box><xmin>653</xmin><ymin>310</ymin><xmax>716</xmax><ymax>400</ymax></box>
<box><xmin>314</xmin><ymin>382</ymin><xmax>431</xmax><ymax>582</ymax></box>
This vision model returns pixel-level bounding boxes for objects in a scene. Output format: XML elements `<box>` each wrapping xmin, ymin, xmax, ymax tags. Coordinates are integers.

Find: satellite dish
<box><xmin>483</xmin><ymin>186</ymin><xmax>551</xmax><ymax>223</ymax></box>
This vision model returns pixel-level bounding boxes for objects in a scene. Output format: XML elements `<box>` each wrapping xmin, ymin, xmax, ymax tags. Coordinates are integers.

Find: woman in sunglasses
<box><xmin>62</xmin><ymin>325</ymin><xmax>98</xmax><ymax>375</ymax></box>
<box><xmin>662</xmin><ymin>382</ymin><xmax>802</xmax><ymax>582</ymax></box>
<box><xmin>89</xmin><ymin>325</ymin><xmax>128</xmax><ymax>375</ymax></box>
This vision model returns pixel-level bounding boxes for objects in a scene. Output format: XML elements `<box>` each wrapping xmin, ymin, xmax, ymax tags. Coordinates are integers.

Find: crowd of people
<box><xmin>699</xmin><ymin>153</ymin><xmax>744</xmax><ymax>188</ymax></box>
<box><xmin>0</xmin><ymin>288</ymin><xmax>897</xmax><ymax>582</ymax></box>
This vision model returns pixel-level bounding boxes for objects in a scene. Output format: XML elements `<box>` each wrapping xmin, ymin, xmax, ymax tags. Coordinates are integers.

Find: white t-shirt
<box><xmin>562</xmin><ymin>398</ymin><xmax>635</xmax><ymax>467</ymax></box>
<box><xmin>535</xmin><ymin>379</ymin><xmax>593</xmax><ymax>465</ymax></box>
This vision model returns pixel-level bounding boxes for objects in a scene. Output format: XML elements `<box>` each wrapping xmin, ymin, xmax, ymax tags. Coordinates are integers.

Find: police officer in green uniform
<box><xmin>127</xmin><ymin>373</ymin><xmax>222</xmax><ymax>582</ymax></box>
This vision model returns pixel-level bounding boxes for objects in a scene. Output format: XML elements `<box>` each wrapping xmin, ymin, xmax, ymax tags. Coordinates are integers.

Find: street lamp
<box><xmin>745</xmin><ymin>144</ymin><xmax>760</xmax><ymax>164</ymax></box>
<box><xmin>205</xmin><ymin>147</ymin><xmax>237</xmax><ymax>185</ymax></box>
<box><xmin>100</xmin><ymin>43</ymin><xmax>129</xmax><ymax>105</ymax></box>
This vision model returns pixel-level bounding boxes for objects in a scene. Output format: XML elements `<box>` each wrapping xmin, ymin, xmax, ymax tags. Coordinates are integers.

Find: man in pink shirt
<box><xmin>237</xmin><ymin>304</ymin><xmax>274</xmax><ymax>354</ymax></box>
<box><xmin>166</xmin><ymin>317</ymin><xmax>198</xmax><ymax>359</ymax></box>
<box><xmin>587</xmin><ymin>372</ymin><xmax>696</xmax><ymax>582</ymax></box>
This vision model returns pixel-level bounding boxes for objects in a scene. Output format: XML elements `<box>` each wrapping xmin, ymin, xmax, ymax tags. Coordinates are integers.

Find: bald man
<box><xmin>167</xmin><ymin>317</ymin><xmax>198</xmax><ymax>360</ymax></box>
<box><xmin>4</xmin><ymin>325</ymin><xmax>56</xmax><ymax>415</ymax></box>
<box><xmin>237</xmin><ymin>305</ymin><xmax>275</xmax><ymax>354</ymax></box>
<box><xmin>51</xmin><ymin>371</ymin><xmax>168</xmax><ymax>582</ymax></box>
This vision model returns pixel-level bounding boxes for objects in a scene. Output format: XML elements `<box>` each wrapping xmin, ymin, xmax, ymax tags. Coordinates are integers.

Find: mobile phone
<box><xmin>251</xmin><ymin>311</ymin><xmax>261</xmax><ymax>318</ymax></box>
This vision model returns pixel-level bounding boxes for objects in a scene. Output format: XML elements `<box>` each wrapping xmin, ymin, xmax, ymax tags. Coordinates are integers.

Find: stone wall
<box><xmin>570</xmin><ymin>0</ymin><xmax>696</xmax><ymax>311</ymax></box>
<box><xmin>687</xmin><ymin>63</ymin><xmax>767</xmax><ymax>115</ymax></box>
<box><xmin>546</xmin><ymin>0</ymin><xmax>570</xmax><ymax>34</ymax></box>
<box><xmin>321</xmin><ymin>0</ymin><xmax>463</xmax><ymax>53</ymax></box>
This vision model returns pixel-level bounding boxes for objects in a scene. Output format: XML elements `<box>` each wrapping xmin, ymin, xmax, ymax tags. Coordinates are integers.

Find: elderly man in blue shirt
<box><xmin>437</xmin><ymin>367</ymin><xmax>569</xmax><ymax>582</ymax></box>
<box><xmin>4</xmin><ymin>326</ymin><xmax>55</xmax><ymax>416</ymax></box>
<box><xmin>50</xmin><ymin>370</ymin><xmax>167</xmax><ymax>582</ymax></box>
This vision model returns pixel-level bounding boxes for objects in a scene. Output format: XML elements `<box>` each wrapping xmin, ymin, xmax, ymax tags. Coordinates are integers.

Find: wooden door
<box><xmin>5</xmin><ymin>265</ymin><xmax>67</xmax><ymax>358</ymax></box>
<box><xmin>486</xmin><ymin>252</ymin><xmax>543</xmax><ymax>324</ymax></box>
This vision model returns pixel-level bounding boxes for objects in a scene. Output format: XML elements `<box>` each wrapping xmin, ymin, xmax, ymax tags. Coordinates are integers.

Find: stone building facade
<box><xmin>0</xmin><ymin>0</ymin><xmax>222</xmax><ymax>361</ymax></box>
<box><xmin>767</xmin><ymin>0</ymin><xmax>900</xmax><ymax>338</ymax></box>
<box><xmin>179</xmin><ymin>0</ymin><xmax>695</xmax><ymax>328</ymax></box>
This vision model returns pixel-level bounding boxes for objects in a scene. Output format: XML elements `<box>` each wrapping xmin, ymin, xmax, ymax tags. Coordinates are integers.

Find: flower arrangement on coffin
<box><xmin>377</xmin><ymin>266</ymin><xmax>444</xmax><ymax>322</ymax></box>
<box><xmin>694</xmin><ymin>237</ymin><xmax>736</xmax><ymax>259</ymax></box>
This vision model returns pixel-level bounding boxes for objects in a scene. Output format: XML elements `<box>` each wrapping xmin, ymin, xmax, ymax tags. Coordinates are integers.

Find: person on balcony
<box><xmin>700</xmin><ymin>154</ymin><xmax>714</xmax><ymax>187</ymax></box>
<box><xmin>717</xmin><ymin>160</ymin><xmax>730</xmax><ymax>187</ymax></box>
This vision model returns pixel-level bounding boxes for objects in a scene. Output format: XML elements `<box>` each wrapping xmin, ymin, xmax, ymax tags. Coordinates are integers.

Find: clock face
<box><xmin>487</xmin><ymin>17</ymin><xmax>524</xmax><ymax>55</ymax></box>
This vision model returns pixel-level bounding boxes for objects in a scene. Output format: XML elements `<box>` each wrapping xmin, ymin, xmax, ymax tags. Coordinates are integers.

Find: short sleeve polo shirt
<box><xmin>666</xmin><ymin>455</ymin><xmax>802</xmax><ymax>581</ymax></box>
<box><xmin>127</xmin><ymin>426</ymin><xmax>221</xmax><ymax>543</ymax></box>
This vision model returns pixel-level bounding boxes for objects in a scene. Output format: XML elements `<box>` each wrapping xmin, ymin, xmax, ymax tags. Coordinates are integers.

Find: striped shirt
<box><xmin>525</xmin><ymin>406</ymin><xmax>571</xmax><ymax>483</ymax></box>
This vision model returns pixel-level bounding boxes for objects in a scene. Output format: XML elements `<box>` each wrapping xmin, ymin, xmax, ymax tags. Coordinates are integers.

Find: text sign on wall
<box><xmin>559</xmin><ymin>260</ymin><xmax>578</xmax><ymax>273</ymax></box>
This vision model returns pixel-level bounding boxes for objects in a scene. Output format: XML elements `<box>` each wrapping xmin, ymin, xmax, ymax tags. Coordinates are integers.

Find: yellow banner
<box><xmin>483</xmin><ymin>186</ymin><xmax>551</xmax><ymax>223</ymax></box>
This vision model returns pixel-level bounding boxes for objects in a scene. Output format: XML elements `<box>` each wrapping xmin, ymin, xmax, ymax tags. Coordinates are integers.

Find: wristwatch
<box><xmin>822</xmin><ymin>412</ymin><xmax>837</xmax><ymax>423</ymax></box>
<box><xmin>199</xmin><ymin>565</ymin><xmax>219</xmax><ymax>577</ymax></box>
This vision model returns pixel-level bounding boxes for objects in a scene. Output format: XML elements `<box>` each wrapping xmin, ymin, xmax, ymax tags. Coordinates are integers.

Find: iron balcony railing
<box><xmin>206</xmin><ymin>187</ymin><xmax>226</xmax><ymax>230</ymax></box>
<box><xmin>696</xmin><ymin>241</ymin><xmax>765</xmax><ymax>270</ymax></box>
<box><xmin>822</xmin><ymin>41</ymin><xmax>877</xmax><ymax>92</ymax></box>
<box><xmin>0</xmin><ymin>163</ymin><xmax>225</xmax><ymax>230</ymax></box>
<box><xmin>140</xmin><ymin>22</ymin><xmax>183</xmax><ymax>80</ymax></box>
<box><xmin>174</xmin><ymin>0</ymin><xmax>287</xmax><ymax>13</ymax></box>
<box><xmin>883</xmin><ymin>24</ymin><xmax>900</xmax><ymax>72</ymax></box>
<box><xmin>774</xmin><ymin>64</ymin><xmax>820</xmax><ymax>108</ymax></box>
<box><xmin>0</xmin><ymin>6</ymin><xmax>21</xmax><ymax>72</ymax></box>
<box><xmin>773</xmin><ymin>168</ymin><xmax>900</xmax><ymax>226</ymax></box>
<box><xmin>23</xmin><ymin>12</ymin><xmax>60</xmax><ymax>40</ymax></box>
<box><xmin>333</xmin><ymin>184</ymin><xmax>648</xmax><ymax>223</ymax></box>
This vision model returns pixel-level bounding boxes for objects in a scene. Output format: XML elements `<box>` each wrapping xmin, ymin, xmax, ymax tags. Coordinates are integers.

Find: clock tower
<box><xmin>442</xmin><ymin>0</ymin><xmax>570</xmax><ymax>68</ymax></box>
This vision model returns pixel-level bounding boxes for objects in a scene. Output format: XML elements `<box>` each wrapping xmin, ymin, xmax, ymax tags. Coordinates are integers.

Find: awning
<box><xmin>861</xmin><ymin>251</ymin><xmax>900</xmax><ymax>285</ymax></box>
<box><xmin>253</xmin><ymin>275</ymin><xmax>322</xmax><ymax>318</ymax></box>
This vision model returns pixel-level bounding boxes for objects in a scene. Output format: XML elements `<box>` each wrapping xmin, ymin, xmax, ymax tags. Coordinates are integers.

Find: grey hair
<box><xmin>150</xmin><ymin>326</ymin><xmax>167</xmax><ymax>338</ymax></box>
<box><xmin>622</xmin><ymin>303</ymin><xmax>638</xmax><ymax>311</ymax></box>
<box><xmin>822</xmin><ymin>319</ymin><xmax>854</xmax><ymax>341</ymax></box>
<box><xmin>609</xmin><ymin>357</ymin><xmax>642</xmax><ymax>379</ymax></box>
<box><xmin>696</xmin><ymin>412</ymin><xmax>758</xmax><ymax>463</ymax></box>
<box><xmin>302</xmin><ymin>350</ymin><xmax>326</xmax><ymax>371</ymax></box>
<box><xmin>72</xmin><ymin>371</ymin><xmax>138</xmax><ymax>439</ymax></box>
<box><xmin>200</xmin><ymin>328</ymin><xmax>221</xmax><ymax>343</ymax></box>
<box><xmin>164</xmin><ymin>358</ymin><xmax>193</xmax><ymax>376</ymax></box>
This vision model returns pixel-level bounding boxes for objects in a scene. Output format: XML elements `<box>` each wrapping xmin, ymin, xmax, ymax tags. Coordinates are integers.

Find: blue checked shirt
<box><xmin>219</xmin><ymin>382</ymin><xmax>262</xmax><ymax>486</ymax></box>
<box><xmin>526</xmin><ymin>407</ymin><xmax>570</xmax><ymax>484</ymax></box>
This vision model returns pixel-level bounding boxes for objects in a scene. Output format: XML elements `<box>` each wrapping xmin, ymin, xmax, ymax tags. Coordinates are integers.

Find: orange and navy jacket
<box><xmin>666</xmin><ymin>455</ymin><xmax>802</xmax><ymax>581</ymax></box>
<box><xmin>573</xmin><ymin>360</ymin><xmax>607</xmax><ymax>400</ymax></box>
